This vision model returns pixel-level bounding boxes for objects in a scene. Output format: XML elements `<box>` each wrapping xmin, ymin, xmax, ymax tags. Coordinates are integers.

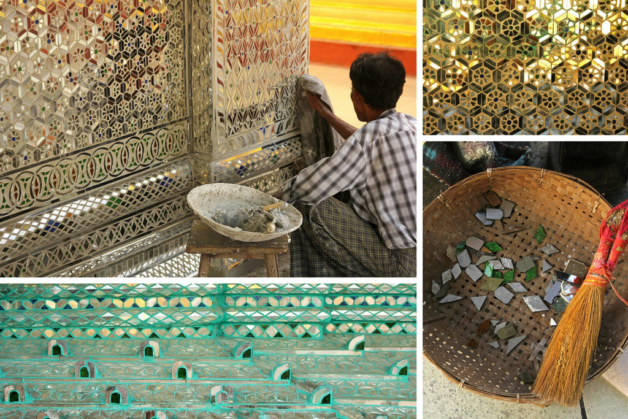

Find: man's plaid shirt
<box><xmin>282</xmin><ymin>109</ymin><xmax>417</xmax><ymax>249</ymax></box>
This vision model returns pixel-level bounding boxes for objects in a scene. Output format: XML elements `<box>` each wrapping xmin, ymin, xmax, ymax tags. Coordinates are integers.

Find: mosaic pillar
<box><xmin>190</xmin><ymin>0</ymin><xmax>308</xmax><ymax>190</ymax></box>
<box><xmin>0</xmin><ymin>0</ymin><xmax>309</xmax><ymax>277</ymax></box>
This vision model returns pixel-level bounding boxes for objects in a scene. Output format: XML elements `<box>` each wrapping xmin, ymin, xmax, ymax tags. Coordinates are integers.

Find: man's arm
<box><xmin>281</xmin><ymin>136</ymin><xmax>367</xmax><ymax>205</ymax></box>
<box><xmin>306</xmin><ymin>91</ymin><xmax>358</xmax><ymax>140</ymax></box>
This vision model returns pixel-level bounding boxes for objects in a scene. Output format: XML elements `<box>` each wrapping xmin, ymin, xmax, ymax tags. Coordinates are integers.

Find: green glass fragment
<box><xmin>526</xmin><ymin>265</ymin><xmax>538</xmax><ymax>282</ymax></box>
<box><xmin>484</xmin><ymin>263</ymin><xmax>494</xmax><ymax>278</ymax></box>
<box><xmin>535</xmin><ymin>225</ymin><xmax>546</xmax><ymax>244</ymax></box>
<box><xmin>492</xmin><ymin>271</ymin><xmax>502</xmax><ymax>279</ymax></box>
<box><xmin>485</xmin><ymin>241</ymin><xmax>502</xmax><ymax>252</ymax></box>
<box><xmin>456</xmin><ymin>242</ymin><xmax>466</xmax><ymax>254</ymax></box>
<box><xmin>502</xmin><ymin>270</ymin><xmax>514</xmax><ymax>285</ymax></box>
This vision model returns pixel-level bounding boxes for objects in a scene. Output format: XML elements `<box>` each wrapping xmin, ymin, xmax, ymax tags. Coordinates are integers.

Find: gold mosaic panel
<box><xmin>0</xmin><ymin>0</ymin><xmax>187</xmax><ymax>170</ymax></box>
<box><xmin>423</xmin><ymin>0</ymin><xmax>628</xmax><ymax>135</ymax></box>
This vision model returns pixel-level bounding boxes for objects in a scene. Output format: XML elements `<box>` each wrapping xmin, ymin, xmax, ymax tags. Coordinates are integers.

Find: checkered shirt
<box><xmin>283</xmin><ymin>109</ymin><xmax>417</xmax><ymax>249</ymax></box>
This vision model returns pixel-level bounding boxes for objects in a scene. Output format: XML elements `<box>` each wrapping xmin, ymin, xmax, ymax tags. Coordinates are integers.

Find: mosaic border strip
<box><xmin>0</xmin><ymin>157</ymin><xmax>193</xmax><ymax>265</ymax></box>
<box><xmin>0</xmin><ymin>122</ymin><xmax>188</xmax><ymax>220</ymax></box>
<box><xmin>0</xmin><ymin>283</ymin><xmax>220</xmax><ymax>300</ymax></box>
<box><xmin>0</xmin><ymin>325</ymin><xmax>218</xmax><ymax>340</ymax></box>
<box><xmin>0</xmin><ymin>197</ymin><xmax>192</xmax><ymax>277</ymax></box>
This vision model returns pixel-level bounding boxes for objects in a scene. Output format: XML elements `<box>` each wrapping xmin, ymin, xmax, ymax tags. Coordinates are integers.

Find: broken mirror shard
<box><xmin>565</xmin><ymin>260</ymin><xmax>589</xmax><ymax>278</ymax></box>
<box><xmin>447</xmin><ymin>245</ymin><xmax>458</xmax><ymax>262</ymax></box>
<box><xmin>553</xmin><ymin>271</ymin><xmax>583</xmax><ymax>293</ymax></box>
<box><xmin>508</xmin><ymin>282</ymin><xmax>527</xmax><ymax>293</ymax></box>
<box><xmin>477</xmin><ymin>319</ymin><xmax>490</xmax><ymax>335</ymax></box>
<box><xmin>502</xmin><ymin>270</ymin><xmax>515</xmax><ymax>285</ymax></box>
<box><xmin>506</xmin><ymin>335</ymin><xmax>526</xmax><ymax>355</ymax></box>
<box><xmin>471</xmin><ymin>296</ymin><xmax>486</xmax><ymax>311</ymax></box>
<box><xmin>432</xmin><ymin>282</ymin><xmax>450</xmax><ymax>301</ymax></box>
<box><xmin>481</xmin><ymin>277</ymin><xmax>503</xmax><ymax>292</ymax></box>
<box><xmin>466</xmin><ymin>236</ymin><xmax>485</xmax><ymax>251</ymax></box>
<box><xmin>484</xmin><ymin>191</ymin><xmax>502</xmax><ymax>207</ymax></box>
<box><xmin>495</xmin><ymin>286</ymin><xmax>515</xmax><ymax>304</ymax></box>
<box><xmin>544</xmin><ymin>281</ymin><xmax>562</xmax><ymax>304</ymax></box>
<box><xmin>534</xmin><ymin>225</ymin><xmax>546</xmax><ymax>244</ymax></box>
<box><xmin>439</xmin><ymin>294</ymin><xmax>463</xmax><ymax>304</ymax></box>
<box><xmin>516</xmin><ymin>256</ymin><xmax>535</xmax><ymax>273</ymax></box>
<box><xmin>486</xmin><ymin>208</ymin><xmax>504</xmax><ymax>220</ymax></box>
<box><xmin>497</xmin><ymin>323</ymin><xmax>517</xmax><ymax>340</ymax></box>
<box><xmin>466</xmin><ymin>264</ymin><xmax>484</xmax><ymax>282</ymax></box>
<box><xmin>551</xmin><ymin>295</ymin><xmax>570</xmax><ymax>314</ymax></box>
<box><xmin>457</xmin><ymin>249</ymin><xmax>471</xmax><ymax>268</ymax></box>
<box><xmin>456</xmin><ymin>242</ymin><xmax>466</xmax><ymax>253</ymax></box>
<box><xmin>476</xmin><ymin>211</ymin><xmax>494</xmax><ymax>226</ymax></box>
<box><xmin>488</xmin><ymin>341</ymin><xmax>500</xmax><ymax>349</ymax></box>
<box><xmin>526</xmin><ymin>265</ymin><xmax>538</xmax><ymax>282</ymax></box>
<box><xmin>494</xmin><ymin>322</ymin><xmax>507</xmax><ymax>334</ymax></box>
<box><xmin>432</xmin><ymin>281</ymin><xmax>441</xmax><ymax>295</ymax></box>
<box><xmin>501</xmin><ymin>257</ymin><xmax>514</xmax><ymax>269</ymax></box>
<box><xmin>550</xmin><ymin>318</ymin><xmax>557</xmax><ymax>326</ymax></box>
<box><xmin>523</xmin><ymin>295</ymin><xmax>549</xmax><ymax>312</ymax></box>
<box><xmin>476</xmin><ymin>255</ymin><xmax>497</xmax><ymax>266</ymax></box>
<box><xmin>442</xmin><ymin>269</ymin><xmax>453</xmax><ymax>284</ymax></box>
<box><xmin>530</xmin><ymin>256</ymin><xmax>540</xmax><ymax>261</ymax></box>
<box><xmin>491</xmin><ymin>320</ymin><xmax>500</xmax><ymax>326</ymax></box>
<box><xmin>484</xmin><ymin>241</ymin><xmax>502</xmax><ymax>253</ymax></box>
<box><xmin>518</xmin><ymin>372</ymin><xmax>535</xmax><ymax>384</ymax></box>
<box><xmin>542</xmin><ymin>260</ymin><xmax>553</xmax><ymax>273</ymax></box>
<box><xmin>489</xmin><ymin>259</ymin><xmax>505</xmax><ymax>270</ymax></box>
<box><xmin>452</xmin><ymin>263</ymin><xmax>462</xmax><ymax>279</ymax></box>
<box><xmin>500</xmin><ymin>200</ymin><xmax>515</xmax><ymax>218</ymax></box>
<box><xmin>540</xmin><ymin>244</ymin><xmax>559</xmax><ymax>255</ymax></box>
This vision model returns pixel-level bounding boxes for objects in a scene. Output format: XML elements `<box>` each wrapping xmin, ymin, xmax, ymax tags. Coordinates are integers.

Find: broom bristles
<box><xmin>532</xmin><ymin>283</ymin><xmax>605</xmax><ymax>406</ymax></box>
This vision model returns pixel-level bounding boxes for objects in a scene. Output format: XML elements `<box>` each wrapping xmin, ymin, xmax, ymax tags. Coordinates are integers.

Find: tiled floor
<box><xmin>423</xmin><ymin>358</ymin><xmax>628</xmax><ymax>419</ymax></box>
<box><xmin>309</xmin><ymin>62</ymin><xmax>417</xmax><ymax>128</ymax></box>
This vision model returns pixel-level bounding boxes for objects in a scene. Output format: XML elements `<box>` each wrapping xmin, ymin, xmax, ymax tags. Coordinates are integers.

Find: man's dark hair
<box><xmin>349</xmin><ymin>51</ymin><xmax>406</xmax><ymax>111</ymax></box>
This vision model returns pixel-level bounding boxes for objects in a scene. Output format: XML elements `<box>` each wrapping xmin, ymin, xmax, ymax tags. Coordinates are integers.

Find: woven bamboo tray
<box><xmin>423</xmin><ymin>167</ymin><xmax>628</xmax><ymax>406</ymax></box>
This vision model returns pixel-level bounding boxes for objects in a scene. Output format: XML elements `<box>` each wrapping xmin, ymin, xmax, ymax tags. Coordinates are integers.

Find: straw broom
<box><xmin>533</xmin><ymin>202</ymin><xmax>628</xmax><ymax>406</ymax></box>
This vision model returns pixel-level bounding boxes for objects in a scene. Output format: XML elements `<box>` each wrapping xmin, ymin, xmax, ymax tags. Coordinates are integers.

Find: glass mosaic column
<box><xmin>0</xmin><ymin>0</ymin><xmax>309</xmax><ymax>277</ymax></box>
<box><xmin>0</xmin><ymin>283</ymin><xmax>417</xmax><ymax>418</ymax></box>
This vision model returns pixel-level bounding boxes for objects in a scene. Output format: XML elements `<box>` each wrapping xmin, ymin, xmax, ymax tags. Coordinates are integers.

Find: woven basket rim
<box><xmin>423</xmin><ymin>166</ymin><xmax>628</xmax><ymax>406</ymax></box>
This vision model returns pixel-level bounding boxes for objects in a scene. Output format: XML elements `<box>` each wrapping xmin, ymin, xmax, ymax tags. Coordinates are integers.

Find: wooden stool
<box><xmin>186</xmin><ymin>220</ymin><xmax>289</xmax><ymax>277</ymax></box>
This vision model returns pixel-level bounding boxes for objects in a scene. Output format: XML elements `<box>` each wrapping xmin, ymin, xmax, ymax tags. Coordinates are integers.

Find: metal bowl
<box><xmin>187</xmin><ymin>183</ymin><xmax>303</xmax><ymax>242</ymax></box>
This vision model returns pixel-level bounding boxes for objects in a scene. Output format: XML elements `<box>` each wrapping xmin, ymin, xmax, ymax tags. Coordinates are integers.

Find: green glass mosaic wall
<box><xmin>423</xmin><ymin>0</ymin><xmax>628</xmax><ymax>134</ymax></box>
<box><xmin>0</xmin><ymin>283</ymin><xmax>416</xmax><ymax>419</ymax></box>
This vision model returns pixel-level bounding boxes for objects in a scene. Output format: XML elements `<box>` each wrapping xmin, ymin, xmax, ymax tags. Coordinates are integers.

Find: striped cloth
<box><xmin>283</xmin><ymin>109</ymin><xmax>417</xmax><ymax>250</ymax></box>
<box><xmin>289</xmin><ymin>197</ymin><xmax>416</xmax><ymax>277</ymax></box>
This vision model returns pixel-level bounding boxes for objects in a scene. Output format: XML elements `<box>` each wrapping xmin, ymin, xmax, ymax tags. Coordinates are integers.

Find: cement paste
<box><xmin>187</xmin><ymin>184</ymin><xmax>303</xmax><ymax>242</ymax></box>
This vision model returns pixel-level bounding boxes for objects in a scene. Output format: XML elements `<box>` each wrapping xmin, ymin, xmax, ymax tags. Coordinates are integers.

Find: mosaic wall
<box><xmin>0</xmin><ymin>283</ymin><xmax>416</xmax><ymax>418</ymax></box>
<box><xmin>0</xmin><ymin>0</ymin><xmax>309</xmax><ymax>276</ymax></box>
<box><xmin>423</xmin><ymin>0</ymin><xmax>628</xmax><ymax>135</ymax></box>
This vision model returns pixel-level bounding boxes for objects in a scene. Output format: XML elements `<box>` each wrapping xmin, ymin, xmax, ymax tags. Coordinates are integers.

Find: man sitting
<box><xmin>281</xmin><ymin>52</ymin><xmax>416</xmax><ymax>277</ymax></box>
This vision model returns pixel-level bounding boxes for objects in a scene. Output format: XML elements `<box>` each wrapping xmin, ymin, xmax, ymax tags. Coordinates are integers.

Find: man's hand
<box><xmin>305</xmin><ymin>91</ymin><xmax>358</xmax><ymax>140</ymax></box>
<box><xmin>306</xmin><ymin>91</ymin><xmax>331</xmax><ymax>117</ymax></box>
<box><xmin>271</xmin><ymin>188</ymin><xmax>284</xmax><ymax>199</ymax></box>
